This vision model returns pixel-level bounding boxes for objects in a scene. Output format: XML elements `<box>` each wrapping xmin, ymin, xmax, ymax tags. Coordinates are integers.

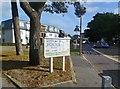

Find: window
<box><xmin>2</xmin><ymin>31</ymin><xmax>5</xmax><ymax>34</ymax></box>
<box><xmin>20</xmin><ymin>22</ymin><xmax>24</xmax><ymax>27</ymax></box>
<box><xmin>21</xmin><ymin>39</ymin><xmax>23</xmax><ymax>42</ymax></box>
<box><xmin>49</xmin><ymin>34</ymin><xmax>52</xmax><ymax>36</ymax></box>
<box><xmin>1</xmin><ymin>22</ymin><xmax>4</xmax><ymax>28</ymax></box>
<box><xmin>41</xmin><ymin>33</ymin><xmax>46</xmax><ymax>38</ymax></box>
<box><xmin>26</xmin><ymin>37</ymin><xmax>28</xmax><ymax>40</ymax></box>
<box><xmin>55</xmin><ymin>34</ymin><xmax>57</xmax><ymax>37</ymax></box>
<box><xmin>2</xmin><ymin>39</ymin><xmax>5</xmax><ymax>42</ymax></box>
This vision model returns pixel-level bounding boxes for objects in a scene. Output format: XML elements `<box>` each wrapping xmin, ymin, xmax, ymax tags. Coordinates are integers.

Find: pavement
<box><xmin>1</xmin><ymin>54</ymin><xmax>102</xmax><ymax>88</ymax></box>
<box><xmin>0</xmin><ymin>75</ymin><xmax>17</xmax><ymax>88</ymax></box>
<box><xmin>55</xmin><ymin>54</ymin><xmax>102</xmax><ymax>87</ymax></box>
<box><xmin>2</xmin><ymin>45</ymin><xmax>117</xmax><ymax>88</ymax></box>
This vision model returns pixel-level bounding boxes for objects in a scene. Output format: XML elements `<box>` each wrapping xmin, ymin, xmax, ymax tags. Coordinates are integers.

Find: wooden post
<box><xmin>62</xmin><ymin>56</ymin><xmax>65</xmax><ymax>71</ymax></box>
<box><xmin>50</xmin><ymin>57</ymin><xmax>53</xmax><ymax>73</ymax></box>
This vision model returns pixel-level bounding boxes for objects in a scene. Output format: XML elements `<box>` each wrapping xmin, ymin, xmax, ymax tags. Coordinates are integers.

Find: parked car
<box><xmin>93</xmin><ymin>41</ymin><xmax>109</xmax><ymax>48</ymax></box>
<box><xmin>93</xmin><ymin>42</ymin><xmax>102</xmax><ymax>48</ymax></box>
<box><xmin>101</xmin><ymin>42</ymin><xmax>109</xmax><ymax>48</ymax></box>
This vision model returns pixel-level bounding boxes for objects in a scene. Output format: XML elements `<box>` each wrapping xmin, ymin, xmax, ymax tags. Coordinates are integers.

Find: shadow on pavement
<box><xmin>99</xmin><ymin>70</ymin><xmax>120</xmax><ymax>89</ymax></box>
<box><xmin>1</xmin><ymin>60</ymin><xmax>29</xmax><ymax>71</ymax></box>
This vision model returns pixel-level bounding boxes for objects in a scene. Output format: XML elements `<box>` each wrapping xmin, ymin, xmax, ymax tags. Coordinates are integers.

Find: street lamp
<box><xmin>74</xmin><ymin>25</ymin><xmax>80</xmax><ymax>32</ymax></box>
<box><xmin>80</xmin><ymin>16</ymin><xmax>82</xmax><ymax>55</ymax></box>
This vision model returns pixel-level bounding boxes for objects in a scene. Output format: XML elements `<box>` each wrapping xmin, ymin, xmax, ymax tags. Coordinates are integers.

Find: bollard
<box><xmin>102</xmin><ymin>76</ymin><xmax>112</xmax><ymax>89</ymax></box>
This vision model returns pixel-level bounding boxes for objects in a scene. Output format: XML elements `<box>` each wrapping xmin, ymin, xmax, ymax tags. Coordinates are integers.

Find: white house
<box><xmin>40</xmin><ymin>25</ymin><xmax>60</xmax><ymax>38</ymax></box>
<box><xmin>1</xmin><ymin>19</ymin><xmax>30</xmax><ymax>44</ymax></box>
<box><xmin>1</xmin><ymin>19</ymin><xmax>69</xmax><ymax>45</ymax></box>
<box><xmin>40</xmin><ymin>24</ymin><xmax>68</xmax><ymax>38</ymax></box>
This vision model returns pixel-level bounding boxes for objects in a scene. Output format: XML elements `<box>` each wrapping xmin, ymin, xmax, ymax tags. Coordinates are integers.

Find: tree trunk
<box><xmin>11</xmin><ymin>1</ymin><xmax>23</xmax><ymax>55</ymax></box>
<box><xmin>29</xmin><ymin>13</ymin><xmax>41</xmax><ymax>65</ymax></box>
<box><xmin>20</xmin><ymin>1</ymin><xmax>45</xmax><ymax>65</ymax></box>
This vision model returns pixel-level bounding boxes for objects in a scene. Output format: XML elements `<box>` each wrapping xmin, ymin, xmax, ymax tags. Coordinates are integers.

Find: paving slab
<box><xmin>55</xmin><ymin>54</ymin><xmax>102</xmax><ymax>87</ymax></box>
<box><xmin>0</xmin><ymin>76</ymin><xmax>16</xmax><ymax>88</ymax></box>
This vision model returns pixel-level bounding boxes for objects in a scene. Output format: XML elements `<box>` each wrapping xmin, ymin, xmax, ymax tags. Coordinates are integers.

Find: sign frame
<box><xmin>44</xmin><ymin>37</ymin><xmax>71</xmax><ymax>58</ymax></box>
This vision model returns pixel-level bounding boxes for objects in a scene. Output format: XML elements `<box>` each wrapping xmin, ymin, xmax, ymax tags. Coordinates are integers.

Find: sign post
<box><xmin>62</xmin><ymin>56</ymin><xmax>65</xmax><ymax>71</ymax></box>
<box><xmin>44</xmin><ymin>37</ymin><xmax>70</xmax><ymax>73</ymax></box>
<box><xmin>50</xmin><ymin>57</ymin><xmax>53</xmax><ymax>73</ymax></box>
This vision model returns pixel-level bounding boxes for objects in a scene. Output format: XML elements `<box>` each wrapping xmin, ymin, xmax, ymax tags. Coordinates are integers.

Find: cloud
<box><xmin>41</xmin><ymin>5</ymin><xmax>80</xmax><ymax>35</ymax></box>
<box><xmin>86</xmin><ymin>6</ymin><xmax>99</xmax><ymax>13</ymax></box>
<box><xmin>41</xmin><ymin>11</ymin><xmax>78</xmax><ymax>35</ymax></box>
<box><xmin>114</xmin><ymin>8</ymin><xmax>119</xmax><ymax>14</ymax></box>
<box><xmin>0</xmin><ymin>1</ymin><xmax>29</xmax><ymax>22</ymax></box>
<box><xmin>1</xmin><ymin>2</ymin><xmax>12</xmax><ymax>21</ymax></box>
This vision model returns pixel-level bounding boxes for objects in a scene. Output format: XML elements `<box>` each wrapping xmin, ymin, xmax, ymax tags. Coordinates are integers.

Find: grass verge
<box><xmin>1</xmin><ymin>46</ymin><xmax>72</xmax><ymax>87</ymax></box>
<box><xmin>70</xmin><ymin>49</ymin><xmax>80</xmax><ymax>55</ymax></box>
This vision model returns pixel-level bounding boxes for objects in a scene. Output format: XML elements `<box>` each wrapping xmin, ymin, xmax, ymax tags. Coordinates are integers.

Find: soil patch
<box><xmin>2</xmin><ymin>50</ymin><xmax>72</xmax><ymax>88</ymax></box>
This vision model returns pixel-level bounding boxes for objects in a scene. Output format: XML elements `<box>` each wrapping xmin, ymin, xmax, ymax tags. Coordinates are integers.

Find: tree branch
<box><xmin>20</xmin><ymin>0</ymin><xmax>36</xmax><ymax>18</ymax></box>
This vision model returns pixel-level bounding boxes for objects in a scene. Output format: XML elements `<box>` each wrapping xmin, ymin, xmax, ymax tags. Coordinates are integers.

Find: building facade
<box><xmin>40</xmin><ymin>25</ymin><xmax>60</xmax><ymax>44</ymax></box>
<box><xmin>1</xmin><ymin>19</ymin><xmax>69</xmax><ymax>45</ymax></box>
<box><xmin>1</xmin><ymin>19</ymin><xmax>30</xmax><ymax>44</ymax></box>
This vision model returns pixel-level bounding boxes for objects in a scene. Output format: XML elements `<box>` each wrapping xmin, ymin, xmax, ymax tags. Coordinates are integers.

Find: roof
<box><xmin>1</xmin><ymin>19</ymin><xmax>28</xmax><ymax>30</ymax></box>
<box><xmin>1</xmin><ymin>19</ymin><xmax>66</xmax><ymax>35</ymax></box>
<box><xmin>40</xmin><ymin>24</ymin><xmax>60</xmax><ymax>34</ymax></box>
<box><xmin>1</xmin><ymin>19</ymin><xmax>13</xmax><ymax>29</ymax></box>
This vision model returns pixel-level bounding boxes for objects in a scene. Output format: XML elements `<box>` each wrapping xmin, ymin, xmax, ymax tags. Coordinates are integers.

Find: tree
<box><xmin>74</xmin><ymin>2</ymin><xmax>86</xmax><ymax>55</ymax></box>
<box><xmin>20</xmin><ymin>1</ymin><xmax>46</xmax><ymax>65</ymax></box>
<box><xmin>85</xmin><ymin>13</ymin><xmax>120</xmax><ymax>43</ymax></box>
<box><xmin>19</xmin><ymin>0</ymin><xmax>86</xmax><ymax>66</ymax></box>
<box><xmin>11</xmin><ymin>0</ymin><xmax>23</xmax><ymax>55</ymax></box>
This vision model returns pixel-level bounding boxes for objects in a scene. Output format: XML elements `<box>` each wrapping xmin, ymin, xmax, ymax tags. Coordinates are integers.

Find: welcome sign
<box><xmin>44</xmin><ymin>37</ymin><xmax>70</xmax><ymax>58</ymax></box>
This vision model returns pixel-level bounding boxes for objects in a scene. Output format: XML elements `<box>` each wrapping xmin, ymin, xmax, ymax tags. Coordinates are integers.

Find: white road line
<box><xmin>92</xmin><ymin>48</ymin><xmax>120</xmax><ymax>63</ymax></box>
<box><xmin>82</xmin><ymin>55</ymin><xmax>100</xmax><ymax>73</ymax></box>
<box><xmin>83</xmin><ymin>54</ymin><xmax>116</xmax><ymax>89</ymax></box>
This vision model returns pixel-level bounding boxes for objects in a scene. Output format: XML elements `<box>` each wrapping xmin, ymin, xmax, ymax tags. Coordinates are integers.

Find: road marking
<box><xmin>82</xmin><ymin>55</ymin><xmax>117</xmax><ymax>89</ymax></box>
<box><xmin>92</xmin><ymin>48</ymin><xmax>120</xmax><ymax>63</ymax></box>
<box><xmin>82</xmin><ymin>55</ymin><xmax>100</xmax><ymax>73</ymax></box>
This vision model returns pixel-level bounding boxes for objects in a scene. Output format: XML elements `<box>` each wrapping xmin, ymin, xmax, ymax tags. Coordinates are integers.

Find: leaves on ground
<box><xmin>2</xmin><ymin>49</ymin><xmax>72</xmax><ymax>87</ymax></box>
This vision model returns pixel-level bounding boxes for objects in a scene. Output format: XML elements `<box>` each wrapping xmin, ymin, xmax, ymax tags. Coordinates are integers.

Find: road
<box><xmin>82</xmin><ymin>44</ymin><xmax>120</xmax><ymax>89</ymax></box>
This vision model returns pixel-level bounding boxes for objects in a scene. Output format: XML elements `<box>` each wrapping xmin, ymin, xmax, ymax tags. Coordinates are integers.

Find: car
<box><xmin>82</xmin><ymin>41</ymin><xmax>86</xmax><ymax>44</ymax></box>
<box><xmin>101</xmin><ymin>42</ymin><xmax>109</xmax><ymax>48</ymax></box>
<box><xmin>93</xmin><ymin>41</ymin><xmax>109</xmax><ymax>48</ymax></box>
<box><xmin>93</xmin><ymin>42</ymin><xmax>102</xmax><ymax>48</ymax></box>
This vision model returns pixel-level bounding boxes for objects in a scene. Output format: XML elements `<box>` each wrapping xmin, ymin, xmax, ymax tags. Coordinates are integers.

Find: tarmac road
<box><xmin>82</xmin><ymin>44</ymin><xmax>120</xmax><ymax>89</ymax></box>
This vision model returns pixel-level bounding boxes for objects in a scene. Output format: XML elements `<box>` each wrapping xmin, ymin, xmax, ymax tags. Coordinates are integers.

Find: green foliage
<box><xmin>85</xmin><ymin>13</ymin><xmax>120</xmax><ymax>43</ymax></box>
<box><xmin>59</xmin><ymin>74</ymin><xmax>64</xmax><ymax>77</ymax></box>
<box><xmin>74</xmin><ymin>2</ymin><xmax>86</xmax><ymax>17</ymax></box>
<box><xmin>29</xmin><ymin>2</ymin><xmax>46</xmax><ymax>11</ymax></box>
<box><xmin>44</xmin><ymin>1</ymin><xmax>86</xmax><ymax>17</ymax></box>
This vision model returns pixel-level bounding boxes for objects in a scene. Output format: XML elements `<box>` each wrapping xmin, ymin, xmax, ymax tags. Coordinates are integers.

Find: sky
<box><xmin>0</xmin><ymin>0</ymin><xmax>119</xmax><ymax>36</ymax></box>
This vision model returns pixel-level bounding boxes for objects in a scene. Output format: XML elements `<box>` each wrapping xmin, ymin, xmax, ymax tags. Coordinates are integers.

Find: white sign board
<box><xmin>44</xmin><ymin>37</ymin><xmax>70</xmax><ymax>58</ymax></box>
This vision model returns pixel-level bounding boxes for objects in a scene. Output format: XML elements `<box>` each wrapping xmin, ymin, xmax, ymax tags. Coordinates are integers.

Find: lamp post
<box><xmin>80</xmin><ymin>16</ymin><xmax>82</xmax><ymax>55</ymax></box>
<box><xmin>74</xmin><ymin>1</ymin><xmax>86</xmax><ymax>55</ymax></box>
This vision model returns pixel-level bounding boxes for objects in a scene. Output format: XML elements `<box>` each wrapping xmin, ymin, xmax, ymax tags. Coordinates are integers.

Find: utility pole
<box><xmin>80</xmin><ymin>16</ymin><xmax>82</xmax><ymax>55</ymax></box>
